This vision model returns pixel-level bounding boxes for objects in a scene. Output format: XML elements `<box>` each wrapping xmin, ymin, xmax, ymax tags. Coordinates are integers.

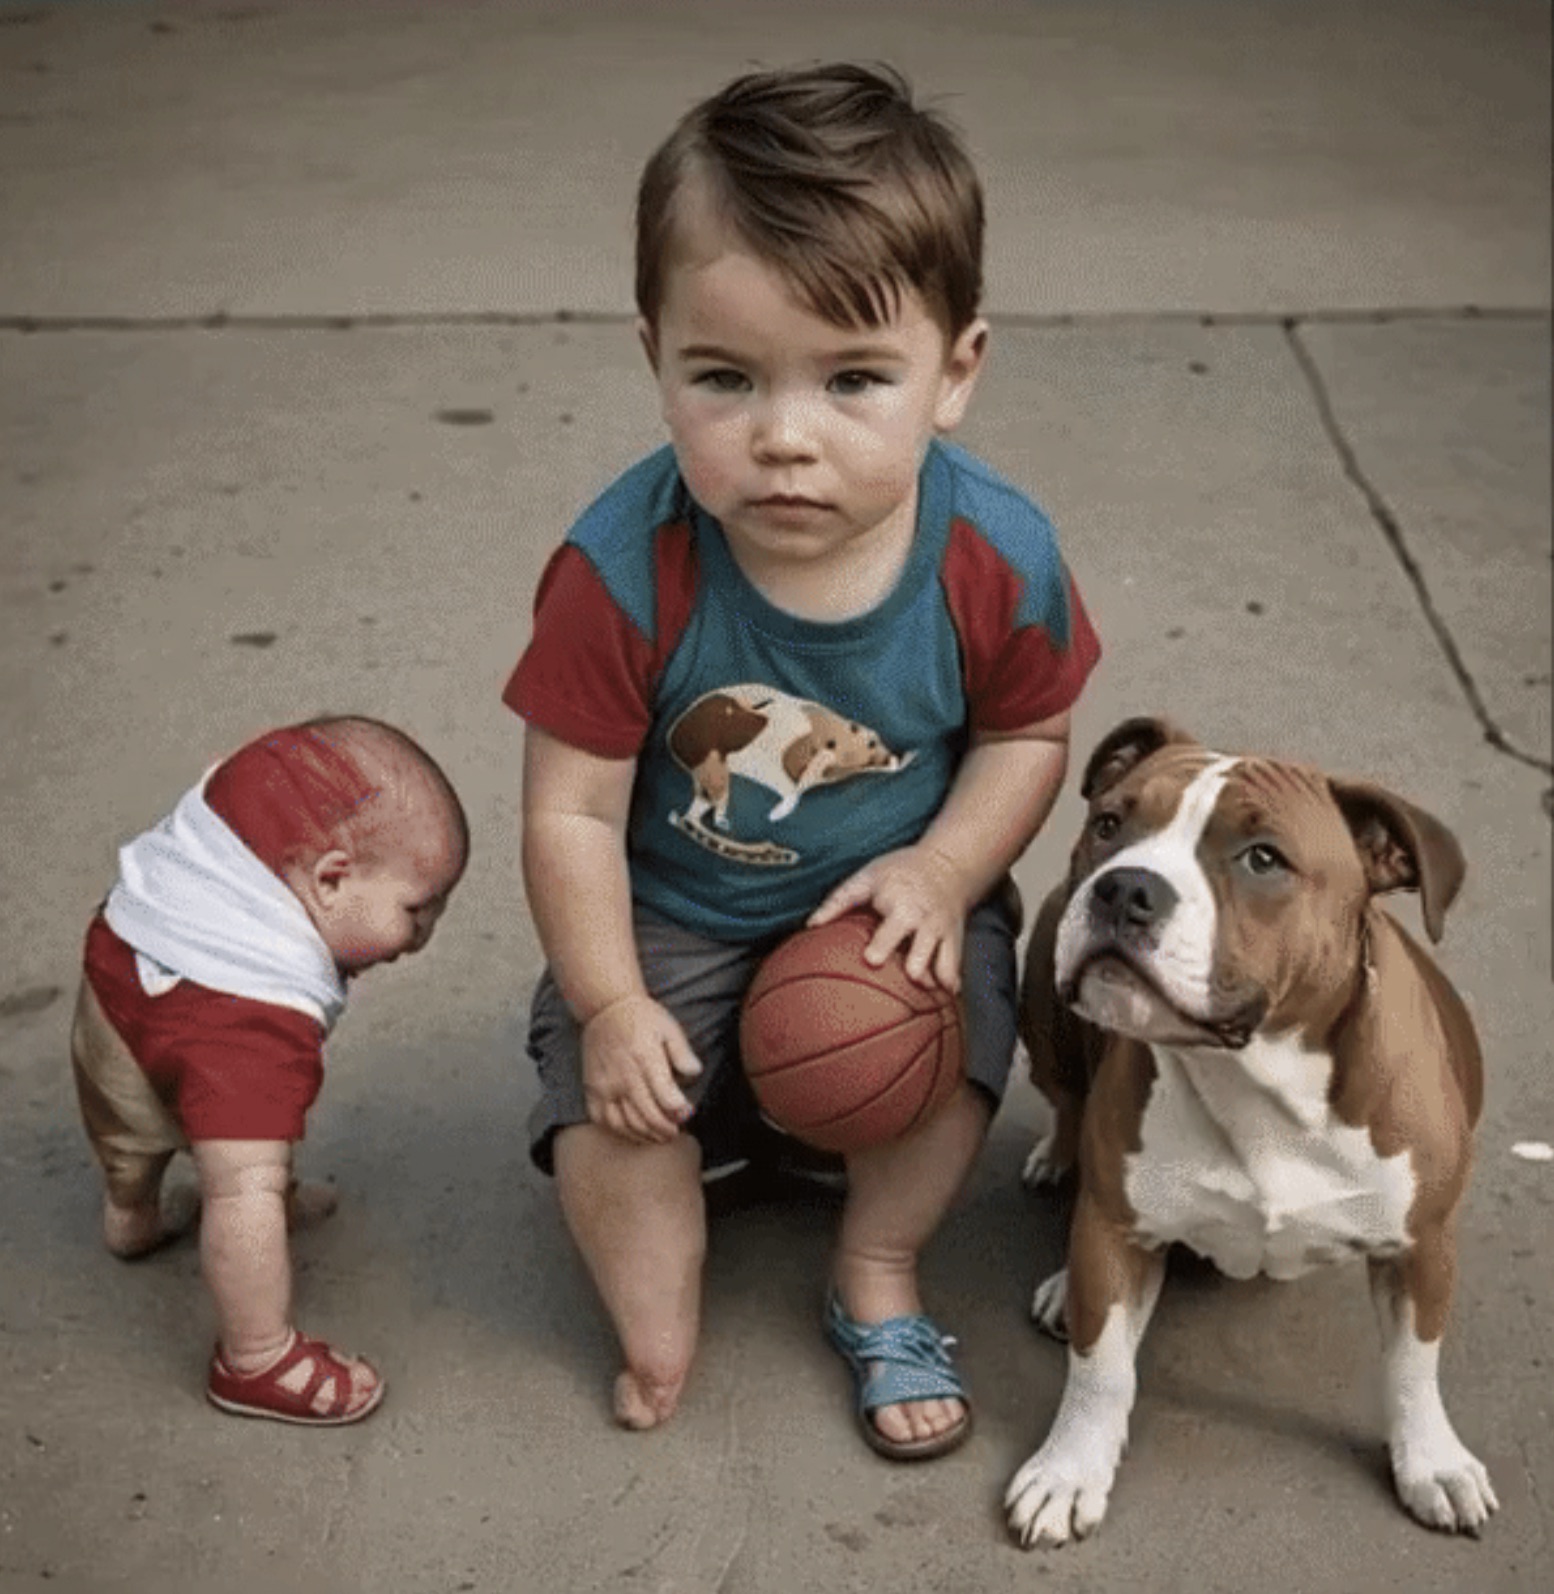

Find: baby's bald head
<box><xmin>206</xmin><ymin>716</ymin><xmax>469</xmax><ymax>885</ymax></box>
<box><xmin>305</xmin><ymin>716</ymin><xmax>468</xmax><ymax>878</ymax></box>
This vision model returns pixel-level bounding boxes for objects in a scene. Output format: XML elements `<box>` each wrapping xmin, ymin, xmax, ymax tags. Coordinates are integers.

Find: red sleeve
<box><xmin>942</xmin><ymin>519</ymin><xmax>1102</xmax><ymax>735</ymax></box>
<box><xmin>502</xmin><ymin>524</ymin><xmax>698</xmax><ymax>758</ymax></box>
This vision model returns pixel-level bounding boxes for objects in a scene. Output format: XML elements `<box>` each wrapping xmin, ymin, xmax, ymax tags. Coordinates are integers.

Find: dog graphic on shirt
<box><xmin>666</xmin><ymin>684</ymin><xmax>913</xmax><ymax>863</ymax></box>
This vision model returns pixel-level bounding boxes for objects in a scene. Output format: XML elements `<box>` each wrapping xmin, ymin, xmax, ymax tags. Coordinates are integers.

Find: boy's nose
<box><xmin>751</xmin><ymin>395</ymin><xmax>819</xmax><ymax>461</ymax></box>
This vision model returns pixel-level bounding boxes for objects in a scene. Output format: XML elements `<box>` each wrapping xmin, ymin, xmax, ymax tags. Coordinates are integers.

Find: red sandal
<box><xmin>207</xmin><ymin>1330</ymin><xmax>385</xmax><ymax>1426</ymax></box>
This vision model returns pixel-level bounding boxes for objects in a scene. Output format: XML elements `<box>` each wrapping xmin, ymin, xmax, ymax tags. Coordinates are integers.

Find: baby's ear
<box><xmin>307</xmin><ymin>847</ymin><xmax>354</xmax><ymax>897</ymax></box>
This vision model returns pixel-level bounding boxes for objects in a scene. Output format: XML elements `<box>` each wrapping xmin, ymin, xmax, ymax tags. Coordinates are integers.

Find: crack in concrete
<box><xmin>1517</xmin><ymin>1435</ymin><xmax>1549</xmax><ymax>1564</ymax></box>
<box><xmin>0</xmin><ymin>310</ymin><xmax>622</xmax><ymax>332</ymax></box>
<box><xmin>705</xmin><ymin>1382</ymin><xmax>752</xmax><ymax>1594</ymax></box>
<box><xmin>1283</xmin><ymin>318</ymin><xmax>1554</xmax><ymax>789</ymax></box>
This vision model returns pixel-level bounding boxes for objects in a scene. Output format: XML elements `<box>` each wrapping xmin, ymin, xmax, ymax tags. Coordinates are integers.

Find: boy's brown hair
<box><xmin>636</xmin><ymin>62</ymin><xmax>984</xmax><ymax>338</ymax></box>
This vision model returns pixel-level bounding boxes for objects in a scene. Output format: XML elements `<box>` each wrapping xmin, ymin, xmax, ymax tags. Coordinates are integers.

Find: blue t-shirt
<box><xmin>507</xmin><ymin>440</ymin><xmax>1100</xmax><ymax>940</ymax></box>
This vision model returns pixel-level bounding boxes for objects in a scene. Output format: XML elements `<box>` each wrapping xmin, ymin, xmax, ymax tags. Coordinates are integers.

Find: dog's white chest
<box><xmin>1123</xmin><ymin>1037</ymin><xmax>1416</xmax><ymax>1279</ymax></box>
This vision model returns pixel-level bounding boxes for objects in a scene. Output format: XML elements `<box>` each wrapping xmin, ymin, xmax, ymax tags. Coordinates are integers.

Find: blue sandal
<box><xmin>824</xmin><ymin>1291</ymin><xmax>973</xmax><ymax>1461</ymax></box>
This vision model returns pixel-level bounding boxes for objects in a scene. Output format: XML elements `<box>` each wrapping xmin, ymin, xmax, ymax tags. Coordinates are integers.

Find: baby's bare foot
<box><xmin>103</xmin><ymin>1185</ymin><xmax>200</xmax><ymax>1259</ymax></box>
<box><xmin>613</xmin><ymin>1366</ymin><xmax>687</xmax><ymax>1431</ymax></box>
<box><xmin>287</xmin><ymin>1179</ymin><xmax>339</xmax><ymax>1231</ymax></box>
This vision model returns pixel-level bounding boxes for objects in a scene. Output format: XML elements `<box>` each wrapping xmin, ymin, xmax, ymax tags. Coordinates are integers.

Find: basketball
<box><xmin>739</xmin><ymin>911</ymin><xmax>965</xmax><ymax>1155</ymax></box>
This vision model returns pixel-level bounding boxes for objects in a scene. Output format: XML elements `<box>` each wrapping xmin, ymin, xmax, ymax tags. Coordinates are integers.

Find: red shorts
<box><xmin>79</xmin><ymin>914</ymin><xmax>325</xmax><ymax>1143</ymax></box>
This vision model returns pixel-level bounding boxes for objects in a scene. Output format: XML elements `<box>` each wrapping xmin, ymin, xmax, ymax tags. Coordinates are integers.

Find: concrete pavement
<box><xmin>1</xmin><ymin>3</ymin><xmax>1549</xmax><ymax>1592</ymax></box>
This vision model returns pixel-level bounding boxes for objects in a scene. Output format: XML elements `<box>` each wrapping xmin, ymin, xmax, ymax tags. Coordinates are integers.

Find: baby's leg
<box><xmin>194</xmin><ymin>1138</ymin><xmax>378</xmax><ymax>1416</ymax></box>
<box><xmin>101</xmin><ymin>1164</ymin><xmax>334</xmax><ymax>1256</ymax></box>
<box><xmin>100</xmin><ymin>1148</ymin><xmax>184</xmax><ymax>1258</ymax></box>
<box><xmin>69</xmin><ymin>979</ymin><xmax>192</xmax><ymax>1257</ymax></box>
<box><xmin>554</xmin><ymin>1123</ymin><xmax>705</xmax><ymax>1430</ymax></box>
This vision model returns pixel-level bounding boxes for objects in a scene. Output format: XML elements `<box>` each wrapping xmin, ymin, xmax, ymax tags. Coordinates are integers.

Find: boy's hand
<box><xmin>808</xmin><ymin>844</ymin><xmax>971</xmax><ymax>992</ymax></box>
<box><xmin>581</xmin><ymin>994</ymin><xmax>703</xmax><ymax>1145</ymax></box>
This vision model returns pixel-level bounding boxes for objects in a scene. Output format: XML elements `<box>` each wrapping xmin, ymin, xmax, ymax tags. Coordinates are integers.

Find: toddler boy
<box><xmin>71</xmin><ymin>716</ymin><xmax>467</xmax><ymax>1424</ymax></box>
<box><xmin>507</xmin><ymin>63</ymin><xmax>1099</xmax><ymax>1459</ymax></box>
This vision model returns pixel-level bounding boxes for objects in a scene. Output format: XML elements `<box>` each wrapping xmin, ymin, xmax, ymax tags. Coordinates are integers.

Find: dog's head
<box><xmin>1054</xmin><ymin>717</ymin><xmax>1465</xmax><ymax>1047</ymax></box>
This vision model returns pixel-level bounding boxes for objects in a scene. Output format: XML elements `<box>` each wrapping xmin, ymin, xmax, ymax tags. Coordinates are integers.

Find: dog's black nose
<box><xmin>1089</xmin><ymin>867</ymin><xmax>1178</xmax><ymax>935</ymax></box>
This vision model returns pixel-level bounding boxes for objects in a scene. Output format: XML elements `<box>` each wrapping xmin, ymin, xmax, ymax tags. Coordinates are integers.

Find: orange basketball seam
<box><xmin>741</xmin><ymin>1010</ymin><xmax>952</xmax><ymax>1073</ymax></box>
<box><xmin>745</xmin><ymin>1021</ymin><xmax>958</xmax><ymax>1096</ymax></box>
<box><xmin>745</xmin><ymin>968</ymin><xmax>951</xmax><ymax>1015</ymax></box>
<box><xmin>765</xmin><ymin>1032</ymin><xmax>945</xmax><ymax>1130</ymax></box>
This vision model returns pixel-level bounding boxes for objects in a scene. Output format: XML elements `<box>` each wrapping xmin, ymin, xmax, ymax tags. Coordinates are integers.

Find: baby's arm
<box><xmin>810</xmin><ymin>709</ymin><xmax>1072</xmax><ymax>988</ymax></box>
<box><xmin>191</xmin><ymin>1137</ymin><xmax>296</xmax><ymax>1361</ymax></box>
<box><xmin>523</xmin><ymin>726</ymin><xmax>702</xmax><ymax>1144</ymax></box>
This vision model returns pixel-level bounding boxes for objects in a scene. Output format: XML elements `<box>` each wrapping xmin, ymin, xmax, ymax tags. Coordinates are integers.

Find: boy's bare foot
<box><xmin>554</xmin><ymin>1126</ymin><xmax>705</xmax><ymax>1436</ymax></box>
<box><xmin>613</xmin><ymin>1366</ymin><xmax>688</xmax><ymax>1430</ymax></box>
<box><xmin>103</xmin><ymin>1184</ymin><xmax>200</xmax><ymax>1259</ymax></box>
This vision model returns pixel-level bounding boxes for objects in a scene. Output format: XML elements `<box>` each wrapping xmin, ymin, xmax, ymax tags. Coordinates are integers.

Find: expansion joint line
<box><xmin>1283</xmin><ymin>318</ymin><xmax>1553</xmax><ymax>795</ymax></box>
<box><xmin>0</xmin><ymin>304</ymin><xmax>1548</xmax><ymax>334</ymax></box>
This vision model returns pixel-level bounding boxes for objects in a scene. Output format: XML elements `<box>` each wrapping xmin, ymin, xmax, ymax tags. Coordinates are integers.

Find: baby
<box><xmin>70</xmin><ymin>715</ymin><xmax>467</xmax><ymax>1425</ymax></box>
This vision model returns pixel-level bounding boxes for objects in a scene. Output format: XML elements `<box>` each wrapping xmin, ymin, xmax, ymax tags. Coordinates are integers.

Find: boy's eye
<box><xmin>828</xmin><ymin>369</ymin><xmax>886</xmax><ymax>396</ymax></box>
<box><xmin>694</xmin><ymin>368</ymin><xmax>749</xmax><ymax>393</ymax></box>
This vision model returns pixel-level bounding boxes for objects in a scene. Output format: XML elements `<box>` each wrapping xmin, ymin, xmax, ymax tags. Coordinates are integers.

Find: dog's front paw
<box><xmin>1030</xmin><ymin>1267</ymin><xmax>1069</xmax><ymax>1341</ymax></box>
<box><xmin>1392</xmin><ymin>1434</ymin><xmax>1499</xmax><ymax>1535</ymax></box>
<box><xmin>1021</xmin><ymin>1123</ymin><xmax>1072</xmax><ymax>1190</ymax></box>
<box><xmin>1005</xmin><ymin>1435</ymin><xmax>1119</xmax><ymax>1549</ymax></box>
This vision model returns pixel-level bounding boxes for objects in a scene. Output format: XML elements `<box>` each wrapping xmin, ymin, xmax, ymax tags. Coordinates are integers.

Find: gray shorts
<box><xmin>524</xmin><ymin>882</ymin><xmax>1023</xmax><ymax>1177</ymax></box>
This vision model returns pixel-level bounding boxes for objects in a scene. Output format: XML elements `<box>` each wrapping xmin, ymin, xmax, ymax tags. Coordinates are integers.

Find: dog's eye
<box><xmin>1092</xmin><ymin>811</ymin><xmax>1122</xmax><ymax>842</ymax></box>
<box><xmin>1242</xmin><ymin>842</ymin><xmax>1289</xmax><ymax>876</ymax></box>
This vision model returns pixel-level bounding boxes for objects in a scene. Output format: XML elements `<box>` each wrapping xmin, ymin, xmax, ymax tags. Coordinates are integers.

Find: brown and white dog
<box><xmin>1006</xmin><ymin>717</ymin><xmax>1497</xmax><ymax>1547</ymax></box>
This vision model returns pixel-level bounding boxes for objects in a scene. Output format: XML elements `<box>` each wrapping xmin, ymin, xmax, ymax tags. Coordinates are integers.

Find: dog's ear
<box><xmin>1081</xmin><ymin>717</ymin><xmax>1197</xmax><ymax>801</ymax></box>
<box><xmin>1329</xmin><ymin>780</ymin><xmax>1465</xmax><ymax>943</ymax></box>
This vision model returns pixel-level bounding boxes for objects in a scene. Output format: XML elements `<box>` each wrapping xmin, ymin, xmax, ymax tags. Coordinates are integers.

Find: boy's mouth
<box><xmin>751</xmin><ymin>493</ymin><xmax>829</xmax><ymax>512</ymax></box>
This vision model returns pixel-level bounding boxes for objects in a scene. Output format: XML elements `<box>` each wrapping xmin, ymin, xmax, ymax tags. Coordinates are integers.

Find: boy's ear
<box><xmin>637</xmin><ymin>317</ymin><xmax>661</xmax><ymax>376</ymax></box>
<box><xmin>934</xmin><ymin>317</ymin><xmax>989</xmax><ymax>433</ymax></box>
